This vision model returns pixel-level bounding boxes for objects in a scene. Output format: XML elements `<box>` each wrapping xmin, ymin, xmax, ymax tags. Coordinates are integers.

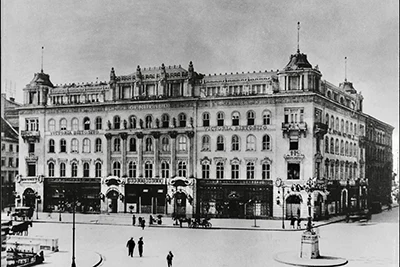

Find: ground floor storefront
<box><xmin>196</xmin><ymin>179</ymin><xmax>273</xmax><ymax>218</ymax></box>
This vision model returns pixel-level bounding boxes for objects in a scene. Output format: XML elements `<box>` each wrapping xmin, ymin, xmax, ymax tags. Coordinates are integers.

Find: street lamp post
<box><xmin>275</xmin><ymin>178</ymin><xmax>286</xmax><ymax>229</ymax></box>
<box><xmin>71</xmin><ymin>198</ymin><xmax>76</xmax><ymax>267</ymax></box>
<box><xmin>35</xmin><ymin>192</ymin><xmax>39</xmax><ymax>220</ymax></box>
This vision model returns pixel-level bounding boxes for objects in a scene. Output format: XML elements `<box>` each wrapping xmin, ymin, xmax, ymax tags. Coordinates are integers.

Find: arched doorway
<box><xmin>341</xmin><ymin>190</ymin><xmax>348</xmax><ymax>213</ymax></box>
<box><xmin>174</xmin><ymin>192</ymin><xmax>187</xmax><ymax>217</ymax></box>
<box><xmin>314</xmin><ymin>193</ymin><xmax>324</xmax><ymax>220</ymax></box>
<box><xmin>23</xmin><ymin>188</ymin><xmax>36</xmax><ymax>208</ymax></box>
<box><xmin>106</xmin><ymin>190</ymin><xmax>119</xmax><ymax>213</ymax></box>
<box><xmin>286</xmin><ymin>194</ymin><xmax>302</xmax><ymax>218</ymax></box>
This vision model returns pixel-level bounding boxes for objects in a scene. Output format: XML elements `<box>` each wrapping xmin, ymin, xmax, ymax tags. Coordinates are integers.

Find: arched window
<box><xmin>178</xmin><ymin>161</ymin><xmax>187</xmax><ymax>177</ymax></box>
<box><xmin>202</xmin><ymin>135</ymin><xmax>210</xmax><ymax>151</ymax></box>
<box><xmin>145</xmin><ymin>137</ymin><xmax>153</xmax><ymax>152</ymax></box>
<box><xmin>83</xmin><ymin>162</ymin><xmax>90</xmax><ymax>177</ymax></box>
<box><xmin>95</xmin><ymin>138</ymin><xmax>102</xmax><ymax>152</ymax></box>
<box><xmin>113</xmin><ymin>161</ymin><xmax>121</xmax><ymax>177</ymax></box>
<box><xmin>162</xmin><ymin>114</ymin><xmax>169</xmax><ymax>128</ymax></box>
<box><xmin>128</xmin><ymin>162</ymin><xmax>137</xmax><ymax>178</ymax></box>
<box><xmin>48</xmin><ymin>119</ymin><xmax>55</xmax><ymax>132</ymax></box>
<box><xmin>161</xmin><ymin>136</ymin><xmax>170</xmax><ymax>152</ymax></box>
<box><xmin>340</xmin><ymin>119</ymin><xmax>344</xmax><ymax>133</ymax></box>
<box><xmin>145</xmin><ymin>115</ymin><xmax>153</xmax><ymax>128</ymax></box>
<box><xmin>60</xmin><ymin>139</ymin><xmax>67</xmax><ymax>152</ymax></box>
<box><xmin>114</xmin><ymin>116</ymin><xmax>121</xmax><ymax>129</ymax></box>
<box><xmin>349</xmin><ymin>122</ymin><xmax>353</xmax><ymax>135</ymax></box>
<box><xmin>114</xmin><ymin>138</ymin><xmax>121</xmax><ymax>152</ymax></box>
<box><xmin>217</xmin><ymin>112</ymin><xmax>224</xmax><ymax>126</ymax></box>
<box><xmin>216</xmin><ymin>135</ymin><xmax>224</xmax><ymax>151</ymax></box>
<box><xmin>216</xmin><ymin>162</ymin><xmax>224</xmax><ymax>179</ymax></box>
<box><xmin>71</xmin><ymin>118</ymin><xmax>79</xmax><ymax>131</ymax></box>
<box><xmin>95</xmin><ymin>117</ymin><xmax>102</xmax><ymax>130</ymax></box>
<box><xmin>262</xmin><ymin>135</ymin><xmax>271</xmax><ymax>150</ymax></box>
<box><xmin>327</xmin><ymin>91</ymin><xmax>332</xmax><ymax>98</ymax></box>
<box><xmin>82</xmin><ymin>138</ymin><xmax>90</xmax><ymax>153</ymax></box>
<box><xmin>262</xmin><ymin>163</ymin><xmax>270</xmax><ymax>179</ymax></box>
<box><xmin>49</xmin><ymin>139</ymin><xmax>55</xmax><ymax>153</ymax></box>
<box><xmin>345</xmin><ymin>141</ymin><xmax>349</xmax><ymax>156</ymax></box>
<box><xmin>60</xmin><ymin>163</ymin><xmax>66</xmax><ymax>177</ymax></box>
<box><xmin>354</xmin><ymin>123</ymin><xmax>357</xmax><ymax>135</ymax></box>
<box><xmin>335</xmin><ymin>117</ymin><xmax>339</xmax><ymax>131</ymax></box>
<box><xmin>202</xmin><ymin>112</ymin><xmax>210</xmax><ymax>127</ymax></box>
<box><xmin>330</xmin><ymin>138</ymin><xmax>334</xmax><ymax>154</ymax></box>
<box><xmin>340</xmin><ymin>140</ymin><xmax>344</xmax><ymax>155</ymax></box>
<box><xmin>335</xmin><ymin>139</ymin><xmax>339</xmax><ymax>154</ymax></box>
<box><xmin>231</xmin><ymin>135</ymin><xmax>240</xmax><ymax>151</ymax></box>
<box><xmin>71</xmin><ymin>138</ymin><xmax>79</xmax><ymax>153</ymax></box>
<box><xmin>95</xmin><ymin>163</ymin><xmax>102</xmax><ymax>178</ymax></box>
<box><xmin>60</xmin><ymin>118</ymin><xmax>67</xmax><ymax>131</ymax></box>
<box><xmin>161</xmin><ymin>162</ymin><xmax>169</xmax><ymax>178</ymax></box>
<box><xmin>202</xmin><ymin>163</ymin><xmax>210</xmax><ymax>179</ymax></box>
<box><xmin>178</xmin><ymin>136</ymin><xmax>187</xmax><ymax>152</ymax></box>
<box><xmin>232</xmin><ymin>111</ymin><xmax>240</xmax><ymax>126</ymax></box>
<box><xmin>130</xmin><ymin>116</ymin><xmax>137</xmax><ymax>129</ymax></box>
<box><xmin>129</xmin><ymin>137</ymin><xmax>136</xmax><ymax>152</ymax></box>
<box><xmin>246</xmin><ymin>162</ymin><xmax>255</xmax><ymax>179</ymax></box>
<box><xmin>345</xmin><ymin>121</ymin><xmax>349</xmax><ymax>134</ymax></box>
<box><xmin>144</xmin><ymin>161</ymin><xmax>153</xmax><ymax>178</ymax></box>
<box><xmin>83</xmin><ymin>117</ymin><xmax>91</xmax><ymax>130</ymax></box>
<box><xmin>247</xmin><ymin>110</ymin><xmax>255</xmax><ymax>125</ymax></box>
<box><xmin>71</xmin><ymin>162</ymin><xmax>78</xmax><ymax>177</ymax></box>
<box><xmin>262</xmin><ymin>110</ymin><xmax>271</xmax><ymax>125</ymax></box>
<box><xmin>246</xmin><ymin>135</ymin><xmax>256</xmax><ymax>151</ymax></box>
<box><xmin>48</xmin><ymin>162</ymin><xmax>54</xmax><ymax>177</ymax></box>
<box><xmin>330</xmin><ymin>115</ymin><xmax>334</xmax><ymax>129</ymax></box>
<box><xmin>325</xmin><ymin>114</ymin><xmax>329</xmax><ymax>125</ymax></box>
<box><xmin>325</xmin><ymin>137</ymin><xmax>329</xmax><ymax>153</ymax></box>
<box><xmin>178</xmin><ymin>113</ymin><xmax>187</xmax><ymax>127</ymax></box>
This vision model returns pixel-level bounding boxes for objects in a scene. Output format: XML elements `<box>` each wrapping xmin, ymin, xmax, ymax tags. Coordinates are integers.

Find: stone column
<box><xmin>186</xmin><ymin>131</ymin><xmax>195</xmax><ymax>178</ymax></box>
<box><xmin>169</xmin><ymin>131</ymin><xmax>178</xmax><ymax>177</ymax></box>
<box><xmin>137</xmin><ymin>132</ymin><xmax>144</xmax><ymax>177</ymax></box>
<box><xmin>120</xmin><ymin>132</ymin><xmax>128</xmax><ymax>176</ymax></box>
<box><xmin>105</xmin><ymin>133</ymin><xmax>112</xmax><ymax>176</ymax></box>
<box><xmin>152</xmin><ymin>131</ymin><xmax>161</xmax><ymax>177</ymax></box>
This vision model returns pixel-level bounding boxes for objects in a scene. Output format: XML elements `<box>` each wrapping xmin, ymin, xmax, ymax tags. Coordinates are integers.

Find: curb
<box><xmin>93</xmin><ymin>252</ymin><xmax>104</xmax><ymax>267</ymax></box>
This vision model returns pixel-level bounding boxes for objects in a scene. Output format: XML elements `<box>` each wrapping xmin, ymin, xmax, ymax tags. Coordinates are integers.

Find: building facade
<box><xmin>15</xmin><ymin>49</ymin><xmax>393</xmax><ymax>219</ymax></box>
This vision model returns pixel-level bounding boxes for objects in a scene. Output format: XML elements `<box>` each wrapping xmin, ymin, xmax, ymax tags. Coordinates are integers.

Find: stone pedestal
<box><xmin>300</xmin><ymin>231</ymin><xmax>320</xmax><ymax>259</ymax></box>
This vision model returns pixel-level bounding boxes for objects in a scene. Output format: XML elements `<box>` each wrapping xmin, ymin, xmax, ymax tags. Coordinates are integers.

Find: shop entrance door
<box><xmin>106</xmin><ymin>190</ymin><xmax>119</xmax><ymax>213</ymax></box>
<box><xmin>174</xmin><ymin>192</ymin><xmax>186</xmax><ymax>217</ymax></box>
<box><xmin>228</xmin><ymin>200</ymin><xmax>240</xmax><ymax>218</ymax></box>
<box><xmin>286</xmin><ymin>195</ymin><xmax>302</xmax><ymax>219</ymax></box>
<box><xmin>23</xmin><ymin>188</ymin><xmax>36</xmax><ymax>208</ymax></box>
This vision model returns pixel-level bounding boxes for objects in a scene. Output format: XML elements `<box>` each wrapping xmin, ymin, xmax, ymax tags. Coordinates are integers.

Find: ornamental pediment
<box><xmin>283</xmin><ymin>150</ymin><xmax>305</xmax><ymax>162</ymax></box>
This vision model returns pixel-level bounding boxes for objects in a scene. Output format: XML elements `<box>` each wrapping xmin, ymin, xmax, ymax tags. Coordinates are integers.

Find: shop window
<box><xmin>247</xmin><ymin>110</ymin><xmax>255</xmax><ymax>125</ymax></box>
<box><xmin>232</xmin><ymin>111</ymin><xmax>240</xmax><ymax>126</ymax></box>
<box><xmin>129</xmin><ymin>137</ymin><xmax>136</xmax><ymax>152</ymax></box>
<box><xmin>83</xmin><ymin>117</ymin><xmax>91</xmax><ymax>130</ymax></box>
<box><xmin>114</xmin><ymin>116</ymin><xmax>121</xmax><ymax>129</ymax></box>
<box><xmin>60</xmin><ymin>163</ymin><xmax>66</xmax><ymax>177</ymax></box>
<box><xmin>162</xmin><ymin>114</ymin><xmax>169</xmax><ymax>128</ymax></box>
<box><xmin>71</xmin><ymin>163</ymin><xmax>78</xmax><ymax>177</ymax></box>
<box><xmin>231</xmin><ymin>164</ymin><xmax>239</xmax><ymax>179</ymax></box>
<box><xmin>178</xmin><ymin>113</ymin><xmax>187</xmax><ymax>127</ymax></box>
<box><xmin>231</xmin><ymin>135</ymin><xmax>240</xmax><ymax>151</ymax></box>
<box><xmin>95</xmin><ymin>117</ymin><xmax>102</xmax><ymax>130</ymax></box>
<box><xmin>161</xmin><ymin>162</ymin><xmax>169</xmax><ymax>178</ymax></box>
<box><xmin>178</xmin><ymin>161</ymin><xmax>187</xmax><ymax>177</ymax></box>
<box><xmin>71</xmin><ymin>139</ymin><xmax>79</xmax><ymax>153</ymax></box>
<box><xmin>246</xmin><ymin>162</ymin><xmax>255</xmax><ymax>179</ymax></box>
<box><xmin>48</xmin><ymin>162</ymin><xmax>54</xmax><ymax>177</ymax></box>
<box><xmin>95</xmin><ymin>163</ymin><xmax>102</xmax><ymax>178</ymax></box>
<box><xmin>262</xmin><ymin>163</ymin><xmax>270</xmax><ymax>179</ymax></box>
<box><xmin>262</xmin><ymin>135</ymin><xmax>271</xmax><ymax>150</ymax></box>
<box><xmin>216</xmin><ymin>162</ymin><xmax>224</xmax><ymax>179</ymax></box>
<box><xmin>202</xmin><ymin>112</ymin><xmax>210</xmax><ymax>127</ymax></box>
<box><xmin>202</xmin><ymin>135</ymin><xmax>210</xmax><ymax>151</ymax></box>
<box><xmin>49</xmin><ymin>139</ymin><xmax>55</xmax><ymax>153</ymax></box>
<box><xmin>216</xmin><ymin>135</ymin><xmax>224</xmax><ymax>151</ymax></box>
<box><xmin>83</xmin><ymin>162</ymin><xmax>90</xmax><ymax>177</ymax></box>
<box><xmin>60</xmin><ymin>139</ymin><xmax>66</xmax><ymax>153</ymax></box>
<box><xmin>217</xmin><ymin>112</ymin><xmax>224</xmax><ymax>126</ymax></box>
<box><xmin>95</xmin><ymin>138</ymin><xmax>102</xmax><ymax>152</ymax></box>
<box><xmin>202</xmin><ymin>164</ymin><xmax>210</xmax><ymax>179</ymax></box>
<box><xmin>71</xmin><ymin>118</ymin><xmax>79</xmax><ymax>131</ymax></box>
<box><xmin>287</xmin><ymin>163</ymin><xmax>300</xmax><ymax>180</ymax></box>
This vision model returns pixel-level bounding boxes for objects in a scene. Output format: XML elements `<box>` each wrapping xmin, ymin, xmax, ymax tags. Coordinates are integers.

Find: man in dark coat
<box><xmin>126</xmin><ymin>237</ymin><xmax>135</xmax><ymax>257</ymax></box>
<box><xmin>132</xmin><ymin>215</ymin><xmax>136</xmax><ymax>226</ymax></box>
<box><xmin>141</xmin><ymin>219</ymin><xmax>146</xmax><ymax>230</ymax></box>
<box><xmin>138</xmin><ymin>237</ymin><xmax>144</xmax><ymax>257</ymax></box>
<box><xmin>166</xmin><ymin>251</ymin><xmax>174</xmax><ymax>267</ymax></box>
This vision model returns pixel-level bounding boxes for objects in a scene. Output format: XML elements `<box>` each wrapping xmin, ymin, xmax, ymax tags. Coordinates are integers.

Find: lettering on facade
<box><xmin>204</xmin><ymin>125</ymin><xmax>269</xmax><ymax>132</ymax></box>
<box><xmin>49</xmin><ymin>130</ymin><xmax>100</xmax><ymax>136</ymax></box>
<box><xmin>127</xmin><ymin>177</ymin><xmax>165</xmax><ymax>184</ymax></box>
<box><xmin>284</xmin><ymin>150</ymin><xmax>305</xmax><ymax>161</ymax></box>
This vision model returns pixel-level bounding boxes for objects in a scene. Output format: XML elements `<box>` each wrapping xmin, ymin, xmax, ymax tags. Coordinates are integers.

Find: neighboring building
<box><xmin>15</xmin><ymin>48</ymin><xmax>393</xmax><ymax>219</ymax></box>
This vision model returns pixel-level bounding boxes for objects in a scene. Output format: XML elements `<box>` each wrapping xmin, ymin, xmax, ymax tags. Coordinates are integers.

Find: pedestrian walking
<box><xmin>297</xmin><ymin>217</ymin><xmax>302</xmax><ymax>229</ymax></box>
<box><xmin>138</xmin><ymin>216</ymin><xmax>143</xmax><ymax>227</ymax></box>
<box><xmin>290</xmin><ymin>217</ymin><xmax>296</xmax><ymax>229</ymax></box>
<box><xmin>141</xmin><ymin>219</ymin><xmax>146</xmax><ymax>230</ymax></box>
<box><xmin>166</xmin><ymin>251</ymin><xmax>174</xmax><ymax>267</ymax></box>
<box><xmin>138</xmin><ymin>237</ymin><xmax>144</xmax><ymax>257</ymax></box>
<box><xmin>126</xmin><ymin>237</ymin><xmax>135</xmax><ymax>257</ymax></box>
<box><xmin>132</xmin><ymin>214</ymin><xmax>136</xmax><ymax>226</ymax></box>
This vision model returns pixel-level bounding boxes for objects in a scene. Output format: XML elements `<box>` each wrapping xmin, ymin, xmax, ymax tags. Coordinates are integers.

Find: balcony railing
<box><xmin>281</xmin><ymin>122</ymin><xmax>307</xmax><ymax>137</ymax></box>
<box><xmin>21</xmin><ymin>130</ymin><xmax>40</xmax><ymax>142</ymax></box>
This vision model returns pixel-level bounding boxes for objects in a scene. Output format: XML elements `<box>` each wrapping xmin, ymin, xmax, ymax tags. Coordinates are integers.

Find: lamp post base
<box><xmin>300</xmin><ymin>230</ymin><xmax>320</xmax><ymax>259</ymax></box>
<box><xmin>274</xmin><ymin>251</ymin><xmax>348</xmax><ymax>267</ymax></box>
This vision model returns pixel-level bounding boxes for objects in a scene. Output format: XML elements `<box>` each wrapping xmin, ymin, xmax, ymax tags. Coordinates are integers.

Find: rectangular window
<box><xmin>287</xmin><ymin>163</ymin><xmax>300</xmax><ymax>180</ymax></box>
<box><xmin>1</xmin><ymin>144</ymin><xmax>5</xmax><ymax>151</ymax></box>
<box><xmin>9</xmin><ymin>144</ymin><xmax>13</xmax><ymax>152</ymax></box>
<box><xmin>16</xmin><ymin>158</ymin><xmax>19</xmax><ymax>167</ymax></box>
<box><xmin>289</xmin><ymin>140</ymin><xmax>299</xmax><ymax>150</ymax></box>
<box><xmin>262</xmin><ymin>164</ymin><xmax>270</xmax><ymax>179</ymax></box>
<box><xmin>202</xmin><ymin>164</ymin><xmax>210</xmax><ymax>179</ymax></box>
<box><xmin>28</xmin><ymin>143</ymin><xmax>35</xmax><ymax>153</ymax></box>
<box><xmin>1</xmin><ymin>158</ymin><xmax>5</xmax><ymax>166</ymax></box>
<box><xmin>231</xmin><ymin>164</ymin><xmax>239</xmax><ymax>179</ymax></box>
<box><xmin>8</xmin><ymin>158</ymin><xmax>13</xmax><ymax>167</ymax></box>
<box><xmin>28</xmin><ymin>163</ymin><xmax>36</xmax><ymax>176</ymax></box>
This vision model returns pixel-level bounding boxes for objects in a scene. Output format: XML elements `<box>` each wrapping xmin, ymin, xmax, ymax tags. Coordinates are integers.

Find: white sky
<box><xmin>1</xmin><ymin>0</ymin><xmax>399</xmax><ymax>171</ymax></box>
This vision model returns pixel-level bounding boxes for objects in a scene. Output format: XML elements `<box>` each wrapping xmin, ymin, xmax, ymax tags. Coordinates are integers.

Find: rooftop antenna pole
<box><xmin>345</xmin><ymin>56</ymin><xmax>347</xmax><ymax>82</ymax></box>
<box><xmin>297</xmin><ymin>22</ymin><xmax>300</xmax><ymax>53</ymax></box>
<box><xmin>41</xmin><ymin>46</ymin><xmax>44</xmax><ymax>73</ymax></box>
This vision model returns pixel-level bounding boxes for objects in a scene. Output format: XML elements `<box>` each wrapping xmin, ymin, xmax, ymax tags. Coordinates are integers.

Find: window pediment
<box><xmin>200</xmin><ymin>156</ymin><xmax>211</xmax><ymax>165</ymax></box>
<box><xmin>260</xmin><ymin>157</ymin><xmax>272</xmax><ymax>165</ymax></box>
<box><xmin>230</xmin><ymin>157</ymin><xmax>241</xmax><ymax>165</ymax></box>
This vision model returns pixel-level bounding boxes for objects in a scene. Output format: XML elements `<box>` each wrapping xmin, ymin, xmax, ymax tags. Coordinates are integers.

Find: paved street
<box><xmin>4</xmin><ymin>207</ymin><xmax>398</xmax><ymax>267</ymax></box>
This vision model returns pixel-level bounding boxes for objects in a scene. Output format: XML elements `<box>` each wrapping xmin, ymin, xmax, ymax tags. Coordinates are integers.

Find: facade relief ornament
<box><xmin>260</xmin><ymin>157</ymin><xmax>272</xmax><ymax>165</ymax></box>
<box><xmin>283</xmin><ymin>150</ymin><xmax>305</xmax><ymax>162</ymax></box>
<box><xmin>230</xmin><ymin>157</ymin><xmax>241</xmax><ymax>165</ymax></box>
<box><xmin>200</xmin><ymin>156</ymin><xmax>212</xmax><ymax>165</ymax></box>
<box><xmin>244</xmin><ymin>158</ymin><xmax>257</xmax><ymax>164</ymax></box>
<box><xmin>213</xmin><ymin>157</ymin><xmax>226</xmax><ymax>164</ymax></box>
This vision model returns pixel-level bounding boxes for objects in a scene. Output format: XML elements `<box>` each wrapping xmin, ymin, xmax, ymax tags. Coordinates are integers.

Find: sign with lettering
<box><xmin>204</xmin><ymin>125</ymin><xmax>269</xmax><ymax>132</ymax></box>
<box><xmin>49</xmin><ymin>130</ymin><xmax>100</xmax><ymax>136</ymax></box>
<box><xmin>126</xmin><ymin>177</ymin><xmax>165</xmax><ymax>184</ymax></box>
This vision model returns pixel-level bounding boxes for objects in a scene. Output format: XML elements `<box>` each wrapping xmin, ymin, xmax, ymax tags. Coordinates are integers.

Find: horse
<box><xmin>11</xmin><ymin>221</ymin><xmax>33</xmax><ymax>236</ymax></box>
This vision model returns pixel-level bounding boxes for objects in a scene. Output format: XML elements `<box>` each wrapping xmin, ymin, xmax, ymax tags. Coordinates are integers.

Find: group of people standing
<box><xmin>132</xmin><ymin>215</ymin><xmax>146</xmax><ymax>230</ymax></box>
<box><xmin>126</xmin><ymin>237</ymin><xmax>173</xmax><ymax>266</ymax></box>
<box><xmin>290</xmin><ymin>216</ymin><xmax>302</xmax><ymax>229</ymax></box>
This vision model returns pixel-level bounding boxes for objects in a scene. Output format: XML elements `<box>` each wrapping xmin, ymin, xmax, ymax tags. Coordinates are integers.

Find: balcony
<box><xmin>281</xmin><ymin>122</ymin><xmax>307</xmax><ymax>138</ymax></box>
<box><xmin>21</xmin><ymin>130</ymin><xmax>40</xmax><ymax>142</ymax></box>
<box><xmin>314</xmin><ymin>122</ymin><xmax>328</xmax><ymax>136</ymax></box>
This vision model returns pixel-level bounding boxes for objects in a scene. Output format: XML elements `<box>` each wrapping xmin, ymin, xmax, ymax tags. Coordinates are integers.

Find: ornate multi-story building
<box><xmin>15</xmin><ymin>47</ymin><xmax>393</xmax><ymax>219</ymax></box>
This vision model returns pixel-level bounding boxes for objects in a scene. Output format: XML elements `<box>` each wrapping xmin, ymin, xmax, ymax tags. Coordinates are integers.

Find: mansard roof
<box><xmin>28</xmin><ymin>71</ymin><xmax>54</xmax><ymax>87</ymax></box>
<box><xmin>284</xmin><ymin>51</ymin><xmax>312</xmax><ymax>71</ymax></box>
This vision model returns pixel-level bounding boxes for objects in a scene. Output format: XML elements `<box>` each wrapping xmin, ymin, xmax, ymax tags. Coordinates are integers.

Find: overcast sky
<box><xmin>1</xmin><ymin>0</ymin><xmax>399</xmax><ymax>169</ymax></box>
